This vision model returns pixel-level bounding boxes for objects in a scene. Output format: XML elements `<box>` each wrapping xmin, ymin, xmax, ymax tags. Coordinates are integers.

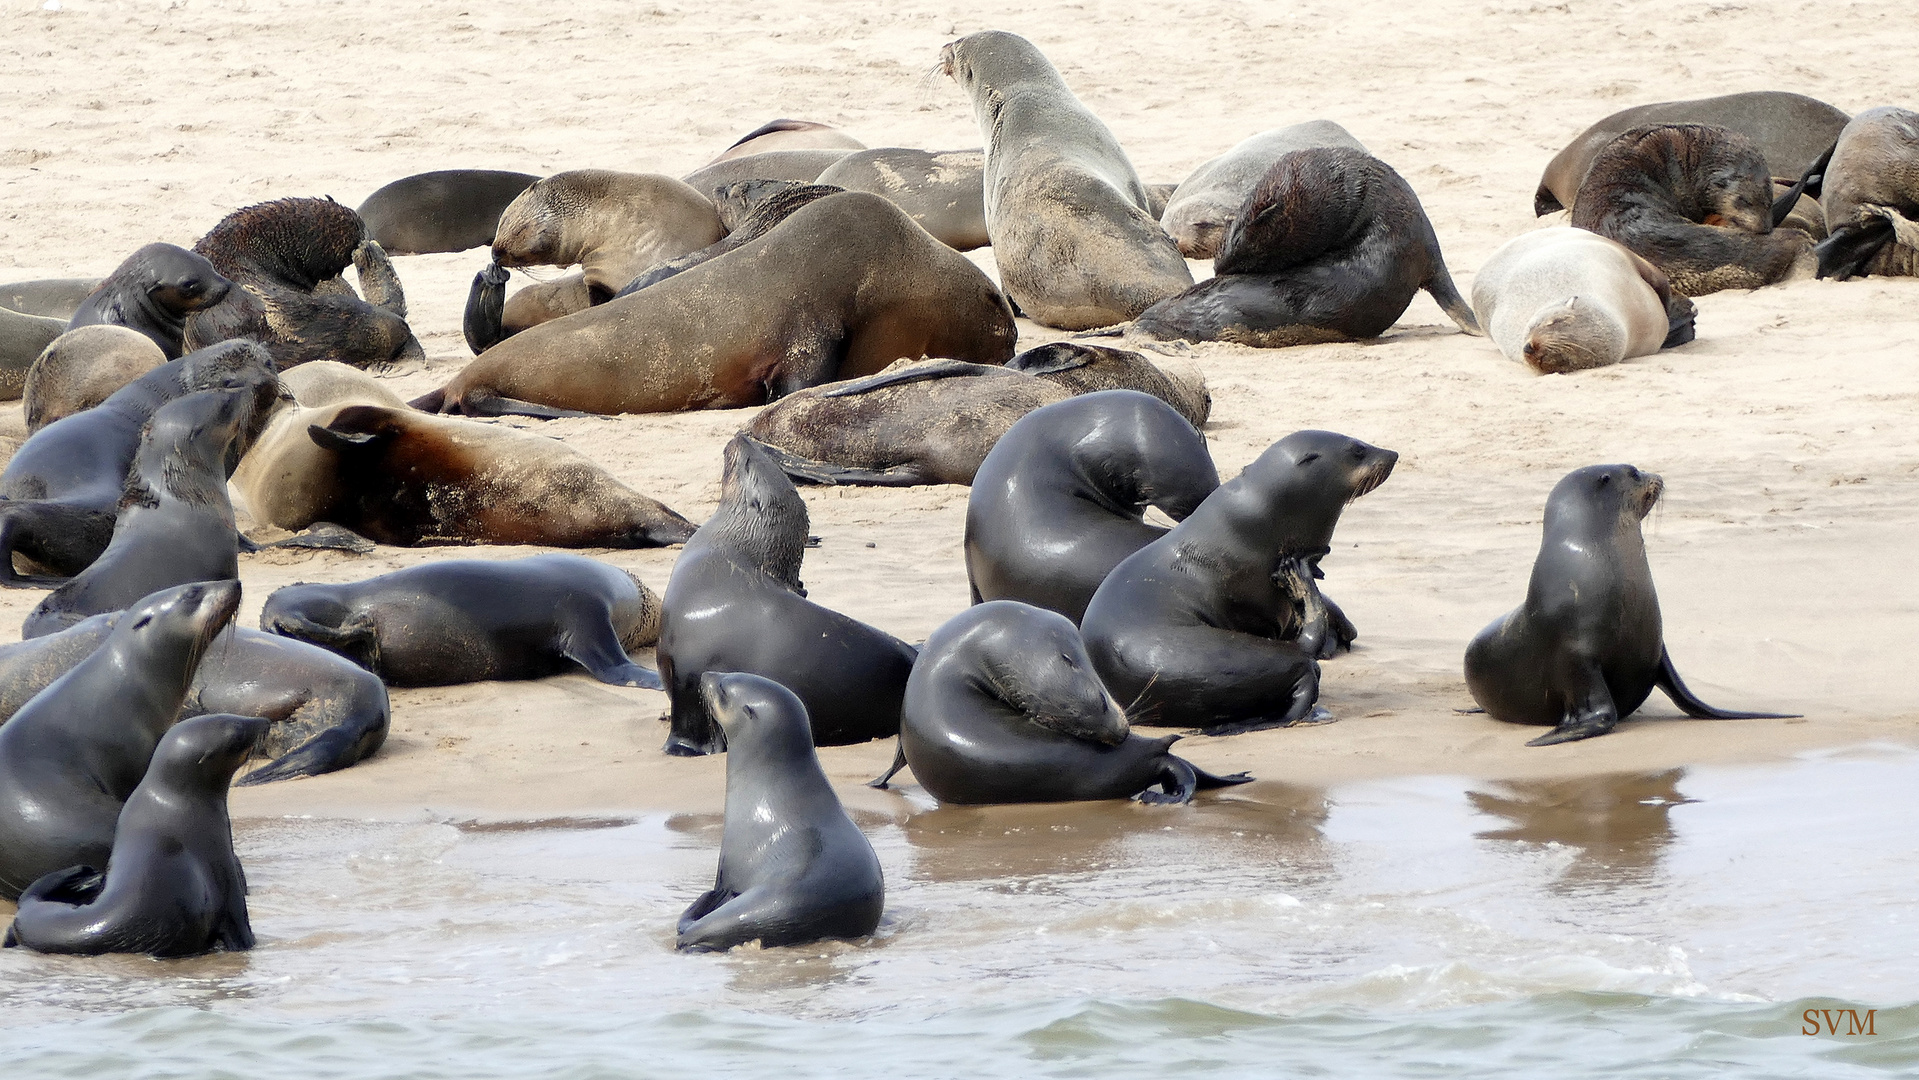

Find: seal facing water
<box><xmin>1463</xmin><ymin>464</ymin><xmax>1797</xmax><ymax>745</ymax></box>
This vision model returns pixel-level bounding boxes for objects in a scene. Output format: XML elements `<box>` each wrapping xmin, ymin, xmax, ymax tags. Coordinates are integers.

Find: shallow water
<box><xmin>2</xmin><ymin>746</ymin><xmax>1915</xmax><ymax>1077</ymax></box>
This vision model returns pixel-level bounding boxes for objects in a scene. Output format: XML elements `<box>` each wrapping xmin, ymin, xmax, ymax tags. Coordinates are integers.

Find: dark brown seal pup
<box><xmin>1569</xmin><ymin>124</ymin><xmax>1814</xmax><ymax>295</ymax></box>
<box><xmin>67</xmin><ymin>243</ymin><xmax>233</xmax><ymax>359</ymax></box>
<box><xmin>259</xmin><ymin>554</ymin><xmax>664</xmax><ymax>689</ymax></box>
<box><xmin>872</xmin><ymin>601</ymin><xmax>1252</xmax><ymax>804</ymax></box>
<box><xmin>942</xmin><ymin>30</ymin><xmax>1193</xmax><ymax>328</ymax></box>
<box><xmin>816</xmin><ymin>148</ymin><xmax>991</xmax><ymax>250</ymax></box>
<box><xmin>965</xmin><ymin>391</ymin><xmax>1218</xmax><ymax>623</ymax></box>
<box><xmin>677</xmin><ymin>671</ymin><xmax>884</xmax><ymax>952</ymax></box>
<box><xmin>1535</xmin><ymin>91</ymin><xmax>1850</xmax><ymax>215</ymax></box>
<box><xmin>0</xmin><ymin>340</ymin><xmax>278</xmax><ymax>585</ymax></box>
<box><xmin>1136</xmin><ymin>147</ymin><xmax>1481</xmax><ymax>345</ymax></box>
<box><xmin>183</xmin><ymin>196</ymin><xmax>424</xmax><ymax>369</ymax></box>
<box><xmin>0</xmin><ymin>579</ymin><xmax>237</xmax><ymax>899</ymax></box>
<box><xmin>706</xmin><ymin>119</ymin><xmax>864</xmax><ymax>163</ymax></box>
<box><xmin>614</xmin><ymin>182</ymin><xmax>844</xmax><ymax>297</ymax></box>
<box><xmin>356</xmin><ymin>169</ymin><xmax>539</xmax><ymax>255</ymax></box>
<box><xmin>657</xmin><ymin>436</ymin><xmax>918</xmax><ymax>756</ymax></box>
<box><xmin>23</xmin><ymin>326</ymin><xmax>168</xmax><ymax>432</ymax></box>
<box><xmin>4</xmin><ymin>712</ymin><xmax>265</xmax><ymax>956</ymax></box>
<box><xmin>1813</xmin><ymin>107</ymin><xmax>1919</xmax><ymax>280</ymax></box>
<box><xmin>1081</xmin><ymin>430</ymin><xmax>1398</xmax><ymax>733</ymax></box>
<box><xmin>419</xmin><ymin>192</ymin><xmax>1018</xmax><ymax>417</ymax></box>
<box><xmin>1464</xmin><ymin>465</ymin><xmax>1796</xmax><ymax>745</ymax></box>
<box><xmin>23</xmin><ymin>387</ymin><xmax>252</xmax><ymax>638</ymax></box>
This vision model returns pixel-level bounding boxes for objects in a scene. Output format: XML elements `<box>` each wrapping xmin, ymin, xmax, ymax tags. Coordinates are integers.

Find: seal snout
<box><xmin>1348</xmin><ymin>442</ymin><xmax>1398</xmax><ymax>502</ymax></box>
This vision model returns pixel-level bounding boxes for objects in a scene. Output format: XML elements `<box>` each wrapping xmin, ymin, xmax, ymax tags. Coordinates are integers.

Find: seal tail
<box><xmin>1425</xmin><ymin>269</ymin><xmax>1484</xmax><ymax>336</ymax></box>
<box><xmin>867</xmin><ymin>742</ymin><xmax>909</xmax><ymax>789</ymax></box>
<box><xmin>1654</xmin><ymin>648</ymin><xmax>1799</xmax><ymax>720</ymax></box>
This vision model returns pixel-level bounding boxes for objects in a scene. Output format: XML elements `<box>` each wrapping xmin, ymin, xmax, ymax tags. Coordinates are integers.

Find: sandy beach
<box><xmin>0</xmin><ymin>0</ymin><xmax>1915</xmax><ymax>829</ymax></box>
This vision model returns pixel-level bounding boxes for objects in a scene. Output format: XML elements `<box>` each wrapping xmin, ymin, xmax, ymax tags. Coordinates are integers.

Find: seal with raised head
<box><xmin>260</xmin><ymin>554</ymin><xmax>664</xmax><ymax>689</ymax></box>
<box><xmin>677</xmin><ymin>671</ymin><xmax>884</xmax><ymax>952</ymax></box>
<box><xmin>1081</xmin><ymin>430</ymin><xmax>1399</xmax><ymax>733</ymax></box>
<box><xmin>0</xmin><ymin>579</ymin><xmax>237</xmax><ymax>899</ymax></box>
<box><xmin>1135</xmin><ymin>147</ymin><xmax>1483</xmax><ymax>345</ymax></box>
<box><xmin>4</xmin><ymin>711</ymin><xmax>265</xmax><ymax>957</ymax></box>
<box><xmin>706</xmin><ymin>119</ymin><xmax>865</xmax><ymax>164</ymax></box>
<box><xmin>420</xmin><ymin>192</ymin><xmax>1018</xmax><ymax>418</ymax></box>
<box><xmin>1161</xmin><ymin>120</ymin><xmax>1369</xmax><ymax>259</ymax></box>
<box><xmin>1569</xmin><ymin>124</ymin><xmax>1814</xmax><ymax>295</ymax></box>
<box><xmin>657</xmin><ymin>435</ymin><xmax>918</xmax><ymax>756</ymax></box>
<box><xmin>1470</xmin><ymin>228</ymin><xmax>1696</xmax><ymax>373</ymax></box>
<box><xmin>1464</xmin><ymin>465</ymin><xmax>1797</xmax><ymax>744</ymax></box>
<box><xmin>614</xmin><ymin>182</ymin><xmax>844</xmax><ymax>297</ymax></box>
<box><xmin>1812</xmin><ymin>107</ymin><xmax>1919</xmax><ymax>280</ymax></box>
<box><xmin>942</xmin><ymin>30</ymin><xmax>1193</xmax><ymax>328</ymax></box>
<box><xmin>183</xmin><ymin>196</ymin><xmax>425</xmax><ymax>368</ymax></box>
<box><xmin>0</xmin><ymin>340</ymin><xmax>278</xmax><ymax>585</ymax></box>
<box><xmin>23</xmin><ymin>386</ymin><xmax>252</xmax><ymax>638</ymax></box>
<box><xmin>356</xmin><ymin>169</ymin><xmax>539</xmax><ymax>255</ymax></box>
<box><xmin>871</xmin><ymin>601</ymin><xmax>1253</xmax><ymax>804</ymax></box>
<box><xmin>965</xmin><ymin>390</ymin><xmax>1218</xmax><ymax>623</ymax></box>
<box><xmin>816</xmin><ymin>148</ymin><xmax>990</xmax><ymax>250</ymax></box>
<box><xmin>1535</xmin><ymin>91</ymin><xmax>1850</xmax><ymax>215</ymax></box>
<box><xmin>67</xmin><ymin>243</ymin><xmax>233</xmax><ymax>359</ymax></box>
<box><xmin>23</xmin><ymin>325</ymin><xmax>168</xmax><ymax>432</ymax></box>
<box><xmin>1</xmin><ymin>278</ymin><xmax>102</xmax><ymax>320</ymax></box>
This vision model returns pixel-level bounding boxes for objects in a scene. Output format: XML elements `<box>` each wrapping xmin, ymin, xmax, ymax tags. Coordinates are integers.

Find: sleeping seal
<box><xmin>1470</xmin><ymin>228</ymin><xmax>1696</xmax><ymax>373</ymax></box>
<box><xmin>705</xmin><ymin>119</ymin><xmax>864</xmax><ymax>163</ymax></box>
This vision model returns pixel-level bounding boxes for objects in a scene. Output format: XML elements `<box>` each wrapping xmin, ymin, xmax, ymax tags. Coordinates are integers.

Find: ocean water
<box><xmin>2</xmin><ymin>746</ymin><xmax>1914</xmax><ymax>1078</ymax></box>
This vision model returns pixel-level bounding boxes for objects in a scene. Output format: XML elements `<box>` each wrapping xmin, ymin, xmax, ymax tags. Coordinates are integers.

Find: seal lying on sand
<box><xmin>1471</xmin><ymin>228</ymin><xmax>1696</xmax><ymax>373</ymax></box>
<box><xmin>942</xmin><ymin>30</ymin><xmax>1192</xmax><ymax>328</ymax></box>
<box><xmin>705</xmin><ymin>119</ymin><xmax>864</xmax><ymax>163</ymax></box>
<box><xmin>183</xmin><ymin>197</ymin><xmax>425</xmax><ymax>368</ymax></box>
<box><xmin>1813</xmin><ymin>107</ymin><xmax>1919</xmax><ymax>280</ymax></box>
<box><xmin>1161</xmin><ymin>120</ymin><xmax>1369</xmax><ymax>259</ymax></box>
<box><xmin>679</xmin><ymin>149</ymin><xmax>855</xmax><ymax>202</ymax></box>
<box><xmin>420</xmin><ymin>192</ymin><xmax>1018</xmax><ymax>417</ymax></box>
<box><xmin>1464</xmin><ymin>464</ymin><xmax>1797</xmax><ymax>744</ymax></box>
<box><xmin>817</xmin><ymin>148</ymin><xmax>991</xmax><ymax>251</ymax></box>
<box><xmin>67</xmin><ymin>243</ymin><xmax>232</xmax><ymax>359</ymax></box>
<box><xmin>23</xmin><ymin>326</ymin><xmax>167</xmax><ymax>432</ymax></box>
<box><xmin>871</xmin><ymin>601</ymin><xmax>1252</xmax><ymax>804</ymax></box>
<box><xmin>965</xmin><ymin>391</ymin><xmax>1218</xmax><ymax>623</ymax></box>
<box><xmin>1569</xmin><ymin>124</ymin><xmax>1814</xmax><ymax>295</ymax></box>
<box><xmin>4</xmin><ymin>712</ymin><xmax>265</xmax><ymax>957</ymax></box>
<box><xmin>615</xmin><ymin>182</ymin><xmax>843</xmax><ymax>297</ymax></box>
<box><xmin>0</xmin><ymin>307</ymin><xmax>67</xmax><ymax>399</ymax></box>
<box><xmin>356</xmin><ymin>169</ymin><xmax>539</xmax><ymax>255</ymax></box>
<box><xmin>1137</xmin><ymin>147</ymin><xmax>1481</xmax><ymax>345</ymax></box>
<box><xmin>0</xmin><ymin>579</ymin><xmax>237</xmax><ymax>899</ymax></box>
<box><xmin>677</xmin><ymin>672</ymin><xmax>884</xmax><ymax>952</ymax></box>
<box><xmin>260</xmin><ymin>554</ymin><xmax>664</xmax><ymax>689</ymax></box>
<box><xmin>657</xmin><ymin>436</ymin><xmax>917</xmax><ymax>756</ymax></box>
<box><xmin>1082</xmin><ymin>430</ymin><xmax>1398</xmax><ymax>733</ymax></box>
<box><xmin>0</xmin><ymin>279</ymin><xmax>102</xmax><ymax>320</ymax></box>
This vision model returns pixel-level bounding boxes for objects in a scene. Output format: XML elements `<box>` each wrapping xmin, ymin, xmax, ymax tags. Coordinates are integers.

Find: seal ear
<box><xmin>1296</xmin><ymin>452</ymin><xmax>1320</xmax><ymax>466</ymax></box>
<box><xmin>308</xmin><ymin>424</ymin><xmax>390</xmax><ymax>452</ymax></box>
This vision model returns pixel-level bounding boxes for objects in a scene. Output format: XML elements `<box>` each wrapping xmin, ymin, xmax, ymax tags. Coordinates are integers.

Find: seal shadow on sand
<box><xmin>1467</xmin><ymin>768</ymin><xmax>1693</xmax><ymax>892</ymax></box>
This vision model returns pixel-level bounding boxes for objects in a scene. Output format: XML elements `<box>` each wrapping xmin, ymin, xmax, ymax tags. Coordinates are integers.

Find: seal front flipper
<box><xmin>448</xmin><ymin>390</ymin><xmax>593</xmax><ymax>420</ymax></box>
<box><xmin>818</xmin><ymin>359</ymin><xmax>1000</xmax><ymax>397</ymax></box>
<box><xmin>1770</xmin><ymin>142</ymin><xmax>1835</xmax><ymax>227</ymax></box>
<box><xmin>555</xmin><ymin>596</ymin><xmax>663</xmax><ymax>690</ymax></box>
<box><xmin>462</xmin><ymin>262</ymin><xmax>509</xmax><ymax>354</ymax></box>
<box><xmin>867</xmin><ymin>742</ymin><xmax>909</xmax><ymax>789</ymax></box>
<box><xmin>352</xmin><ymin>240</ymin><xmax>408</xmax><ymax>319</ymax></box>
<box><xmin>1136</xmin><ymin>755</ymin><xmax>1200</xmax><ymax>804</ymax></box>
<box><xmin>1525</xmin><ymin>656</ymin><xmax>1619</xmax><ymax>746</ymax></box>
<box><xmin>264</xmin><ymin>609</ymin><xmax>382</xmax><ymax>674</ymax></box>
<box><xmin>1654</xmin><ymin>647</ymin><xmax>1799</xmax><ymax>720</ymax></box>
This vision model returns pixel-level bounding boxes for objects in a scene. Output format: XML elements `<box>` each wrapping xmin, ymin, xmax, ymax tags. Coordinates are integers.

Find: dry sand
<box><xmin>0</xmin><ymin>0</ymin><xmax>1914</xmax><ymax>824</ymax></box>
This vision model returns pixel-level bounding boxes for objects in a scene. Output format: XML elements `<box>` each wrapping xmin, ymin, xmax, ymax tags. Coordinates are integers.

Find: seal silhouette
<box><xmin>0</xmin><ymin>579</ymin><xmax>238</xmax><ymax>899</ymax></box>
<box><xmin>965</xmin><ymin>390</ymin><xmax>1218</xmax><ymax>623</ymax></box>
<box><xmin>871</xmin><ymin>601</ymin><xmax>1253</xmax><ymax>804</ymax></box>
<box><xmin>4</xmin><ymin>712</ymin><xmax>267</xmax><ymax>957</ymax></box>
<box><xmin>657</xmin><ymin>435</ymin><xmax>917</xmax><ymax>755</ymax></box>
<box><xmin>1463</xmin><ymin>464</ymin><xmax>1797</xmax><ymax>745</ymax></box>
<box><xmin>260</xmin><ymin>554</ymin><xmax>664</xmax><ymax>689</ymax></box>
<box><xmin>67</xmin><ymin>243</ymin><xmax>233</xmax><ymax>359</ymax></box>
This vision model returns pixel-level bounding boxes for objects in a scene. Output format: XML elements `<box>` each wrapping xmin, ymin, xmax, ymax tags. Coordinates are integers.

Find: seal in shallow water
<box><xmin>1463</xmin><ymin>464</ymin><xmax>1797</xmax><ymax>745</ymax></box>
<box><xmin>66</xmin><ymin>243</ymin><xmax>232</xmax><ymax>359</ymax></box>
<box><xmin>676</xmin><ymin>671</ymin><xmax>884</xmax><ymax>952</ymax></box>
<box><xmin>870</xmin><ymin>601</ymin><xmax>1253</xmax><ymax>804</ymax></box>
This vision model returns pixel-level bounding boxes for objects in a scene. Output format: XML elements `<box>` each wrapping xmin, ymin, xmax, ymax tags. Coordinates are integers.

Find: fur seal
<box><xmin>23</xmin><ymin>325</ymin><xmax>168</xmax><ymax>432</ymax></box>
<box><xmin>260</xmin><ymin>554</ymin><xmax>664</xmax><ymax>689</ymax></box>
<box><xmin>183</xmin><ymin>196</ymin><xmax>425</xmax><ymax>369</ymax></box>
<box><xmin>816</xmin><ymin>148</ymin><xmax>991</xmax><ymax>250</ymax></box>
<box><xmin>1464</xmin><ymin>464</ymin><xmax>1797</xmax><ymax>744</ymax></box>
<box><xmin>420</xmin><ymin>192</ymin><xmax>1018</xmax><ymax>417</ymax></box>
<box><xmin>707</xmin><ymin>119</ymin><xmax>865</xmax><ymax>163</ymax></box>
<box><xmin>1136</xmin><ymin>147</ymin><xmax>1483</xmax><ymax>345</ymax></box>
<box><xmin>942</xmin><ymin>31</ymin><xmax>1193</xmax><ymax>328</ymax></box>
<box><xmin>0</xmin><ymin>340</ymin><xmax>278</xmax><ymax>585</ymax></box>
<box><xmin>1470</xmin><ymin>228</ymin><xmax>1696</xmax><ymax>373</ymax></box>
<box><xmin>0</xmin><ymin>307</ymin><xmax>66</xmax><ymax>399</ymax></box>
<box><xmin>1569</xmin><ymin>124</ymin><xmax>1814</xmax><ymax>294</ymax></box>
<box><xmin>657</xmin><ymin>435</ymin><xmax>917</xmax><ymax>756</ymax></box>
<box><xmin>1161</xmin><ymin>120</ymin><xmax>1369</xmax><ymax>259</ymax></box>
<box><xmin>872</xmin><ymin>601</ymin><xmax>1253</xmax><ymax>804</ymax></box>
<box><xmin>4</xmin><ymin>712</ymin><xmax>265</xmax><ymax>956</ymax></box>
<box><xmin>0</xmin><ymin>613</ymin><xmax>389</xmax><ymax>786</ymax></box>
<box><xmin>1535</xmin><ymin>91</ymin><xmax>1850</xmax><ymax>215</ymax></box>
<box><xmin>1</xmin><ymin>278</ymin><xmax>103</xmax><ymax>320</ymax></box>
<box><xmin>1081</xmin><ymin>430</ymin><xmax>1398</xmax><ymax>733</ymax></box>
<box><xmin>0</xmin><ymin>579</ymin><xmax>237</xmax><ymax>899</ymax></box>
<box><xmin>67</xmin><ymin>243</ymin><xmax>232</xmax><ymax>359</ymax></box>
<box><xmin>679</xmin><ymin>149</ymin><xmax>857</xmax><ymax>200</ymax></box>
<box><xmin>1813</xmin><ymin>107</ymin><xmax>1919</xmax><ymax>280</ymax></box>
<box><xmin>677</xmin><ymin>671</ymin><xmax>884</xmax><ymax>952</ymax></box>
<box><xmin>744</xmin><ymin>344</ymin><xmax>1208</xmax><ymax>488</ymax></box>
<box><xmin>965</xmin><ymin>390</ymin><xmax>1218</xmax><ymax>623</ymax></box>
<box><xmin>356</xmin><ymin>169</ymin><xmax>540</xmax><ymax>255</ymax></box>
<box><xmin>614</xmin><ymin>182</ymin><xmax>843</xmax><ymax>297</ymax></box>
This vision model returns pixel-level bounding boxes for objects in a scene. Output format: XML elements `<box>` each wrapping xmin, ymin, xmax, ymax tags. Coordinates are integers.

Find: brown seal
<box><xmin>705</xmin><ymin>119</ymin><xmax>864</xmax><ymax>163</ymax></box>
<box><xmin>816</xmin><ymin>148</ymin><xmax>990</xmax><ymax>250</ymax></box>
<box><xmin>680</xmin><ymin>149</ymin><xmax>856</xmax><ymax>200</ymax></box>
<box><xmin>1814</xmin><ymin>107</ymin><xmax>1919</xmax><ymax>280</ymax></box>
<box><xmin>616</xmin><ymin>183</ymin><xmax>843</xmax><ymax>296</ymax></box>
<box><xmin>23</xmin><ymin>325</ymin><xmax>168</xmax><ymax>433</ymax></box>
<box><xmin>355</xmin><ymin>169</ymin><xmax>539</xmax><ymax>255</ymax></box>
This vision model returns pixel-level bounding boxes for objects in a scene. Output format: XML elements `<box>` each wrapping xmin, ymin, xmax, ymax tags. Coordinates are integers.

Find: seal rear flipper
<box><xmin>1525</xmin><ymin>657</ymin><xmax>1619</xmax><ymax>745</ymax></box>
<box><xmin>677</xmin><ymin>884</ymin><xmax>806</xmax><ymax>952</ymax></box>
<box><xmin>265</xmin><ymin>522</ymin><xmax>377</xmax><ymax>554</ymax></box>
<box><xmin>19</xmin><ymin>864</ymin><xmax>106</xmax><ymax>906</ymax></box>
<box><xmin>1655</xmin><ymin>647</ymin><xmax>1799</xmax><ymax>720</ymax></box>
<box><xmin>462</xmin><ymin>262</ymin><xmax>509</xmax><ymax>354</ymax></box>
<box><xmin>1136</xmin><ymin>757</ymin><xmax>1199</xmax><ymax>804</ymax></box>
<box><xmin>867</xmin><ymin>742</ymin><xmax>911</xmax><ymax>789</ymax></box>
<box><xmin>747</xmin><ymin>440</ymin><xmax>931</xmax><ymax>488</ymax></box>
<box><xmin>448</xmin><ymin>390</ymin><xmax>593</xmax><ymax>420</ymax></box>
<box><xmin>352</xmin><ymin>240</ymin><xmax>409</xmax><ymax>319</ymax></box>
<box><xmin>407</xmin><ymin>387</ymin><xmax>450</xmax><ymax>414</ymax></box>
<box><xmin>1534</xmin><ymin>184</ymin><xmax>1565</xmax><ymax>217</ymax></box>
<box><xmin>0</xmin><ymin>502</ymin><xmax>115</xmax><ymax>586</ymax></box>
<box><xmin>1770</xmin><ymin>143</ymin><xmax>1836</xmax><ymax>227</ymax></box>
<box><xmin>819</xmin><ymin>360</ymin><xmax>1001</xmax><ymax>397</ymax></box>
<box><xmin>1424</xmin><ymin>268</ymin><xmax>1484</xmax><ymax>336</ymax></box>
<box><xmin>237</xmin><ymin>710</ymin><xmax>390</xmax><ymax>786</ymax></box>
<box><xmin>1661</xmin><ymin>293</ymin><xmax>1697</xmax><ymax>349</ymax></box>
<box><xmin>1814</xmin><ymin>217</ymin><xmax>1896</xmax><ymax>281</ymax></box>
<box><xmin>556</xmin><ymin>603</ymin><xmax>663</xmax><ymax>690</ymax></box>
